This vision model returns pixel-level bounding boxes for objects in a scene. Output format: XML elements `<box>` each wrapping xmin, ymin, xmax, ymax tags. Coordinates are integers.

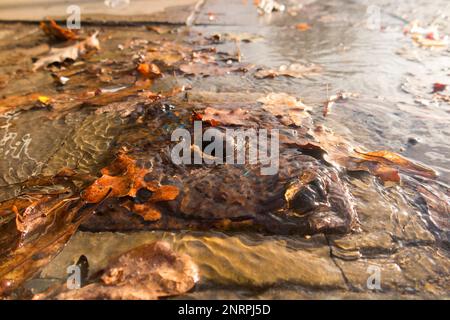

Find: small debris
<box><xmin>323</xmin><ymin>91</ymin><xmax>358</xmax><ymax>117</ymax></box>
<box><xmin>432</xmin><ymin>83</ymin><xmax>447</xmax><ymax>93</ymax></box>
<box><xmin>254</xmin><ymin>63</ymin><xmax>322</xmax><ymax>79</ymax></box>
<box><xmin>256</xmin><ymin>0</ymin><xmax>285</xmax><ymax>15</ymax></box>
<box><xmin>404</xmin><ymin>21</ymin><xmax>449</xmax><ymax>48</ymax></box>
<box><xmin>295</xmin><ymin>23</ymin><xmax>311</xmax><ymax>31</ymax></box>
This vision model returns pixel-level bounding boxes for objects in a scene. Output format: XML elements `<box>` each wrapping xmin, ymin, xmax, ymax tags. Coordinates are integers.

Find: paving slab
<box><xmin>0</xmin><ymin>0</ymin><xmax>201</xmax><ymax>24</ymax></box>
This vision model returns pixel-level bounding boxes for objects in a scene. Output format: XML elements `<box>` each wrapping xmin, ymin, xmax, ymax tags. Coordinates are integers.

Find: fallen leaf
<box><xmin>37</xmin><ymin>95</ymin><xmax>51</xmax><ymax>106</ymax></box>
<box><xmin>432</xmin><ymin>83</ymin><xmax>447</xmax><ymax>93</ymax></box>
<box><xmin>146</xmin><ymin>42</ymin><xmax>189</xmax><ymax>66</ymax></box>
<box><xmin>82</xmin><ymin>152</ymin><xmax>151</xmax><ymax>202</ymax></box>
<box><xmin>257</xmin><ymin>93</ymin><xmax>310</xmax><ymax>126</ymax></box>
<box><xmin>40</xmin><ymin>19</ymin><xmax>78</xmax><ymax>41</ymax></box>
<box><xmin>434</xmin><ymin>93</ymin><xmax>450</xmax><ymax>103</ymax></box>
<box><xmin>137</xmin><ymin>63</ymin><xmax>161</xmax><ymax>78</ymax></box>
<box><xmin>47</xmin><ymin>242</ymin><xmax>199</xmax><ymax>300</ymax></box>
<box><xmin>352</xmin><ymin>150</ymin><xmax>437</xmax><ymax>178</ymax></box>
<box><xmin>254</xmin><ymin>63</ymin><xmax>321</xmax><ymax>79</ymax></box>
<box><xmin>201</xmin><ymin>107</ymin><xmax>252</xmax><ymax>126</ymax></box>
<box><xmin>82</xmin><ymin>152</ymin><xmax>179</xmax><ymax>204</ymax></box>
<box><xmin>296</xmin><ymin>23</ymin><xmax>311</xmax><ymax>31</ymax></box>
<box><xmin>33</xmin><ymin>31</ymin><xmax>100</xmax><ymax>71</ymax></box>
<box><xmin>310</xmin><ymin>127</ymin><xmax>437</xmax><ymax>183</ymax></box>
<box><xmin>0</xmin><ymin>187</ymin><xmax>94</xmax><ymax>297</ymax></box>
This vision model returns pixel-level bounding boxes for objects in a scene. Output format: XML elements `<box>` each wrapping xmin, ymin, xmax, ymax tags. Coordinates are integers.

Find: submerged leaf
<box><xmin>258</xmin><ymin>93</ymin><xmax>310</xmax><ymax>126</ymax></box>
<box><xmin>82</xmin><ymin>152</ymin><xmax>179</xmax><ymax>205</ymax></box>
<box><xmin>48</xmin><ymin>242</ymin><xmax>199</xmax><ymax>300</ymax></box>
<box><xmin>201</xmin><ymin>107</ymin><xmax>252</xmax><ymax>126</ymax></box>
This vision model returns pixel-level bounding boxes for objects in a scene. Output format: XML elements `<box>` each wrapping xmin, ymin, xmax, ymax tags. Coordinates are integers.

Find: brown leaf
<box><xmin>82</xmin><ymin>152</ymin><xmax>151</xmax><ymax>203</ymax></box>
<box><xmin>311</xmin><ymin>127</ymin><xmax>437</xmax><ymax>183</ymax></box>
<box><xmin>33</xmin><ymin>32</ymin><xmax>100</xmax><ymax>71</ymax></box>
<box><xmin>50</xmin><ymin>242</ymin><xmax>199</xmax><ymax>300</ymax></box>
<box><xmin>201</xmin><ymin>107</ymin><xmax>252</xmax><ymax>126</ymax></box>
<box><xmin>353</xmin><ymin>150</ymin><xmax>437</xmax><ymax>179</ymax></box>
<box><xmin>137</xmin><ymin>63</ymin><xmax>161</xmax><ymax>78</ymax></box>
<box><xmin>258</xmin><ymin>93</ymin><xmax>310</xmax><ymax>126</ymax></box>
<box><xmin>0</xmin><ymin>194</ymin><xmax>92</xmax><ymax>297</ymax></box>
<box><xmin>40</xmin><ymin>19</ymin><xmax>79</xmax><ymax>41</ymax></box>
<box><xmin>146</xmin><ymin>42</ymin><xmax>189</xmax><ymax>66</ymax></box>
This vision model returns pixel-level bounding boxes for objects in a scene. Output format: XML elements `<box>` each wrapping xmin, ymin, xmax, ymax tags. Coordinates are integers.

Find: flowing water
<box><xmin>0</xmin><ymin>0</ymin><xmax>449</xmax><ymax>299</ymax></box>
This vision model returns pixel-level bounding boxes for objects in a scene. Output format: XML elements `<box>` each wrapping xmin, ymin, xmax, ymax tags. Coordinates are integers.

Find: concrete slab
<box><xmin>195</xmin><ymin>0</ymin><xmax>265</xmax><ymax>25</ymax></box>
<box><xmin>0</xmin><ymin>0</ymin><xmax>200</xmax><ymax>24</ymax></box>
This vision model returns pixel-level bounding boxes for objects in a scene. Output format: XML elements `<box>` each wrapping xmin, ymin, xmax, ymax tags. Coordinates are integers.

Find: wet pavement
<box><xmin>0</xmin><ymin>0</ymin><xmax>449</xmax><ymax>299</ymax></box>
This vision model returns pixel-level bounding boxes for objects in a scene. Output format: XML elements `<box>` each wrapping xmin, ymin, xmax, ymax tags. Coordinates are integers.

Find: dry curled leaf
<box><xmin>40</xmin><ymin>19</ymin><xmax>79</xmax><ymax>41</ymax></box>
<box><xmin>310</xmin><ymin>127</ymin><xmax>437</xmax><ymax>183</ymax></box>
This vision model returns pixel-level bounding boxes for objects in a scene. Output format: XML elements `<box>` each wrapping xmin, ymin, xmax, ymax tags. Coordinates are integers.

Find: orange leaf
<box><xmin>296</xmin><ymin>23</ymin><xmax>311</xmax><ymax>31</ymax></box>
<box><xmin>40</xmin><ymin>19</ymin><xmax>78</xmax><ymax>41</ymax></box>
<box><xmin>82</xmin><ymin>152</ymin><xmax>177</xmax><ymax>203</ymax></box>
<box><xmin>137</xmin><ymin>63</ymin><xmax>161</xmax><ymax>78</ymax></box>
<box><xmin>150</xmin><ymin>185</ymin><xmax>180</xmax><ymax>202</ymax></box>
<box><xmin>123</xmin><ymin>201</ymin><xmax>162</xmax><ymax>221</ymax></box>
